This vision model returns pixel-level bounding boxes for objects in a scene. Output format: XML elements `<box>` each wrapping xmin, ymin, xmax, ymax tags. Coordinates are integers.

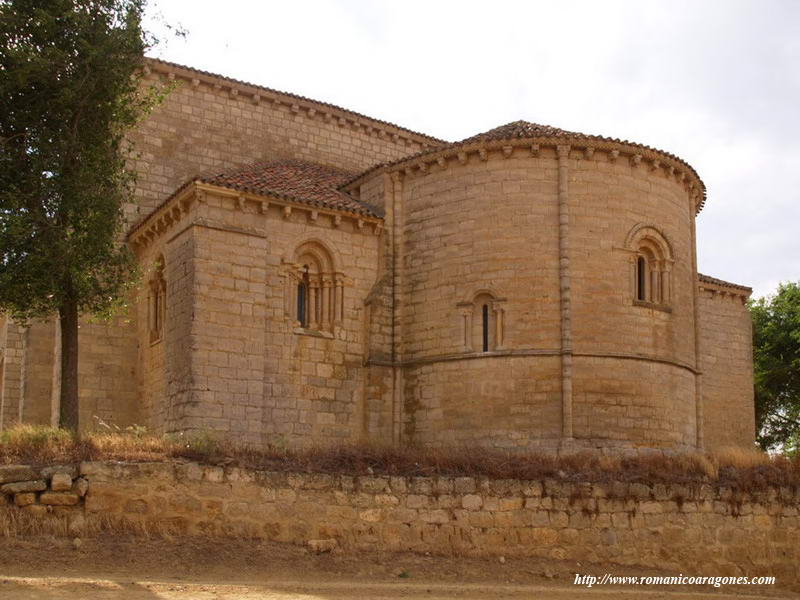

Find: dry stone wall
<box><xmin>2</xmin><ymin>461</ymin><xmax>797</xmax><ymax>584</ymax></box>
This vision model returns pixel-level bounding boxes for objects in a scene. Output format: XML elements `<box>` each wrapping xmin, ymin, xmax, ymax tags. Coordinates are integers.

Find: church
<box><xmin>0</xmin><ymin>59</ymin><xmax>755</xmax><ymax>453</ymax></box>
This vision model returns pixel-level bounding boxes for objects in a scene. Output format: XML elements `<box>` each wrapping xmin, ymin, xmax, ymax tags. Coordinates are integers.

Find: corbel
<box><xmin>584</xmin><ymin>147</ymin><xmax>595</xmax><ymax>160</ymax></box>
<box><xmin>308</xmin><ymin>107</ymin><xmax>316</xmax><ymax>118</ymax></box>
<box><xmin>171</xmin><ymin>205</ymin><xmax>182</xmax><ymax>219</ymax></box>
<box><xmin>195</xmin><ymin>189</ymin><xmax>207</xmax><ymax>204</ymax></box>
<box><xmin>236</xmin><ymin>195</ymin><xmax>246</xmax><ymax>211</ymax></box>
<box><xmin>252</xmin><ymin>94</ymin><xmax>261</xmax><ymax>105</ymax></box>
<box><xmin>530</xmin><ymin>144</ymin><xmax>540</xmax><ymax>157</ymax></box>
<box><xmin>166</xmin><ymin>72</ymin><xmax>175</xmax><ymax>82</ymax></box>
<box><xmin>373</xmin><ymin>223</ymin><xmax>383</xmax><ymax>235</ymax></box>
<box><xmin>666</xmin><ymin>165</ymin><xmax>674</xmax><ymax>177</ymax></box>
<box><xmin>324</xmin><ymin>112</ymin><xmax>333</xmax><ymax>123</ymax></box>
<box><xmin>478</xmin><ymin>148</ymin><xmax>488</xmax><ymax>161</ymax></box>
<box><xmin>351</xmin><ymin>121</ymin><xmax>361</xmax><ymax>131</ymax></box>
<box><xmin>333</xmin><ymin>215</ymin><xmax>342</xmax><ymax>228</ymax></box>
<box><xmin>229</xmin><ymin>88</ymin><xmax>238</xmax><ymax>99</ymax></box>
<box><xmin>437</xmin><ymin>156</ymin><xmax>447</xmax><ymax>169</ymax></box>
<box><xmin>392</xmin><ymin>133</ymin><xmax>399</xmax><ymax>143</ymax></box>
<box><xmin>290</xmin><ymin>104</ymin><xmax>300</xmax><ymax>114</ymax></box>
<box><xmin>418</xmin><ymin>162</ymin><xmax>428</xmax><ymax>174</ymax></box>
<box><xmin>502</xmin><ymin>145</ymin><xmax>514</xmax><ymax>158</ymax></box>
<box><xmin>338</xmin><ymin>117</ymin><xmax>347</xmax><ymax>127</ymax></box>
<box><xmin>357</xmin><ymin>219</ymin><xmax>365</xmax><ymax>230</ymax></box>
<box><xmin>143</xmin><ymin>65</ymin><xmax>151</xmax><ymax>76</ymax></box>
<box><xmin>191</xmin><ymin>78</ymin><xmax>200</xmax><ymax>88</ymax></box>
<box><xmin>377</xmin><ymin>129</ymin><xmax>386</xmax><ymax>139</ymax></box>
<box><xmin>457</xmin><ymin>151</ymin><xmax>468</xmax><ymax>165</ymax></box>
<box><xmin>609</xmin><ymin>149</ymin><xmax>620</xmax><ymax>163</ymax></box>
<box><xmin>630</xmin><ymin>154</ymin><xmax>642</xmax><ymax>167</ymax></box>
<box><xmin>310</xmin><ymin>210</ymin><xmax>318</xmax><ymax>222</ymax></box>
<box><xmin>213</xmin><ymin>83</ymin><xmax>221</xmax><ymax>92</ymax></box>
<box><xmin>282</xmin><ymin>206</ymin><xmax>292</xmax><ymax>219</ymax></box>
<box><xmin>258</xmin><ymin>200</ymin><xmax>268</xmax><ymax>214</ymax></box>
<box><xmin>651</xmin><ymin>159</ymin><xmax>660</xmax><ymax>172</ymax></box>
<box><xmin>403</xmin><ymin>167</ymin><xmax>414</xmax><ymax>178</ymax></box>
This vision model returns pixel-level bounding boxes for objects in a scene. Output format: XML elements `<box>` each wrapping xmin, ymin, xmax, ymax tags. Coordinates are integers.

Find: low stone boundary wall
<box><xmin>2</xmin><ymin>461</ymin><xmax>798</xmax><ymax>583</ymax></box>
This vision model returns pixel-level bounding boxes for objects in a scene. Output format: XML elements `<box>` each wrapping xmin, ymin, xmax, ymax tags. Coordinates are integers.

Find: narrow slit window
<box><xmin>297</xmin><ymin>282</ymin><xmax>306</xmax><ymax>326</ymax></box>
<box><xmin>482</xmin><ymin>304</ymin><xmax>489</xmax><ymax>352</ymax></box>
<box><xmin>636</xmin><ymin>256</ymin><xmax>647</xmax><ymax>301</ymax></box>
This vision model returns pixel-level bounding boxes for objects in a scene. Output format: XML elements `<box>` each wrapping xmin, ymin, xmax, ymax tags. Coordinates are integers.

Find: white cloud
<box><xmin>145</xmin><ymin>0</ymin><xmax>800</xmax><ymax>297</ymax></box>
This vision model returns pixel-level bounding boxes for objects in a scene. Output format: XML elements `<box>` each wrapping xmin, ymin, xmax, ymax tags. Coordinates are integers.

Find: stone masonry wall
<box><xmin>698</xmin><ymin>285</ymin><xmax>755</xmax><ymax>450</ymax></box>
<box><xmin>0</xmin><ymin>320</ymin><xmax>25</xmax><ymax>429</ymax></box>
<box><xmin>387</xmin><ymin>143</ymin><xmax>702</xmax><ymax>450</ymax></box>
<box><xmin>129</xmin><ymin>60</ymin><xmax>436</xmax><ymax>220</ymax></box>
<box><xmin>1</xmin><ymin>461</ymin><xmax>797</xmax><ymax>584</ymax></box>
<box><xmin>133</xmin><ymin>185</ymin><xmax>384</xmax><ymax>446</ymax></box>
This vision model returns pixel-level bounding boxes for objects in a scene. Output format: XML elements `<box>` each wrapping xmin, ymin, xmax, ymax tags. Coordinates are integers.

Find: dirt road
<box><xmin>1</xmin><ymin>537</ymin><xmax>796</xmax><ymax>599</ymax></box>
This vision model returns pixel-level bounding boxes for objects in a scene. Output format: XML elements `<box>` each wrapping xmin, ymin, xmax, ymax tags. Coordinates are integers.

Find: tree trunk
<box><xmin>59</xmin><ymin>299</ymin><xmax>79</xmax><ymax>431</ymax></box>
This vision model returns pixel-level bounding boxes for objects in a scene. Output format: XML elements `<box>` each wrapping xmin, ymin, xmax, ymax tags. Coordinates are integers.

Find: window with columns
<box><xmin>457</xmin><ymin>291</ymin><xmax>506</xmax><ymax>353</ymax></box>
<box><xmin>148</xmin><ymin>255</ymin><xmax>166</xmax><ymax>343</ymax></box>
<box><xmin>625</xmin><ymin>224</ymin><xmax>673</xmax><ymax>308</ymax></box>
<box><xmin>285</xmin><ymin>241</ymin><xmax>344</xmax><ymax>334</ymax></box>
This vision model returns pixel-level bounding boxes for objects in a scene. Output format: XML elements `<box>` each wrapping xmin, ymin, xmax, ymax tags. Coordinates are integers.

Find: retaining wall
<box><xmin>1</xmin><ymin>461</ymin><xmax>797</xmax><ymax>583</ymax></box>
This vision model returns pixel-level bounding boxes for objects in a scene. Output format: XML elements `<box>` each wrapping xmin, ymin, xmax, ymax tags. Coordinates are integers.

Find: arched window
<box><xmin>285</xmin><ymin>241</ymin><xmax>343</xmax><ymax>334</ymax></box>
<box><xmin>457</xmin><ymin>290</ymin><xmax>506</xmax><ymax>353</ymax></box>
<box><xmin>636</xmin><ymin>256</ymin><xmax>647</xmax><ymax>301</ymax></box>
<box><xmin>481</xmin><ymin>304</ymin><xmax>490</xmax><ymax>352</ymax></box>
<box><xmin>296</xmin><ymin>272</ymin><xmax>309</xmax><ymax>327</ymax></box>
<box><xmin>625</xmin><ymin>224</ymin><xmax>673</xmax><ymax>308</ymax></box>
<box><xmin>148</xmin><ymin>255</ymin><xmax>166</xmax><ymax>343</ymax></box>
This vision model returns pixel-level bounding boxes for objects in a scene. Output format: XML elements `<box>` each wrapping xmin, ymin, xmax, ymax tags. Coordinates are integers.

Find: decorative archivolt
<box><xmin>624</xmin><ymin>224</ymin><xmax>673</xmax><ymax>306</ymax></box>
<box><xmin>456</xmin><ymin>289</ymin><xmax>507</xmax><ymax>352</ymax></box>
<box><xmin>283</xmin><ymin>240</ymin><xmax>345</xmax><ymax>332</ymax></box>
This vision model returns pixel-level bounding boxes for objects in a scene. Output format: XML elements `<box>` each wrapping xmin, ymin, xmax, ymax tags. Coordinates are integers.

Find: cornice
<box><xmin>143</xmin><ymin>58</ymin><xmax>443</xmax><ymax>150</ymax></box>
<box><xmin>342</xmin><ymin>137</ymin><xmax>708</xmax><ymax>215</ymax></box>
<box><xmin>697</xmin><ymin>273</ymin><xmax>752</xmax><ymax>301</ymax></box>
<box><xmin>127</xmin><ymin>182</ymin><xmax>383</xmax><ymax>251</ymax></box>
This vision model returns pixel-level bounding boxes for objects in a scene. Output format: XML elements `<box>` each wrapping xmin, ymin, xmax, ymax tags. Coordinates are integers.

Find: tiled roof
<box><xmin>127</xmin><ymin>160</ymin><xmax>382</xmax><ymax>239</ymax></box>
<box><xmin>698</xmin><ymin>273</ymin><xmax>752</xmax><ymax>293</ymax></box>
<box><xmin>197</xmin><ymin>160</ymin><xmax>382</xmax><ymax>218</ymax></box>
<box><xmin>145</xmin><ymin>58</ymin><xmax>444</xmax><ymax>145</ymax></box>
<box><xmin>343</xmin><ymin>120</ymin><xmax>708</xmax><ymax>213</ymax></box>
<box><xmin>458</xmin><ymin>120</ymin><xmax>576</xmax><ymax>144</ymax></box>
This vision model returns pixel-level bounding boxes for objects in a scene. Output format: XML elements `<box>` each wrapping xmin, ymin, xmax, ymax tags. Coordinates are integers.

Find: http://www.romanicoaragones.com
<box><xmin>573</xmin><ymin>573</ymin><xmax>775</xmax><ymax>588</ymax></box>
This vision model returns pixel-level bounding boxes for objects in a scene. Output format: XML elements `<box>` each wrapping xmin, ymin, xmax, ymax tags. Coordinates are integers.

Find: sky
<box><xmin>144</xmin><ymin>0</ymin><xmax>799</xmax><ymax>298</ymax></box>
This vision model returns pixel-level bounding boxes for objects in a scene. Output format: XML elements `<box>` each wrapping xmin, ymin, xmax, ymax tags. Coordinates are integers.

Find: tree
<box><xmin>0</xmin><ymin>0</ymin><xmax>162</xmax><ymax>430</ymax></box>
<box><xmin>750</xmin><ymin>282</ymin><xmax>800</xmax><ymax>454</ymax></box>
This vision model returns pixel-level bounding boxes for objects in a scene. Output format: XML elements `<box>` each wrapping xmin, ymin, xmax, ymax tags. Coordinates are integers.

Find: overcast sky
<box><xmin>145</xmin><ymin>0</ymin><xmax>799</xmax><ymax>298</ymax></box>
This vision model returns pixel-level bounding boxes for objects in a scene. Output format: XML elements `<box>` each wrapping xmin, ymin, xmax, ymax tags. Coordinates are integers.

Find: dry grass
<box><xmin>1</xmin><ymin>425</ymin><xmax>799</xmax><ymax>492</ymax></box>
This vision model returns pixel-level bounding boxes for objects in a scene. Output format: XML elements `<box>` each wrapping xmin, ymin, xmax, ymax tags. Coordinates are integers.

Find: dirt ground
<box><xmin>0</xmin><ymin>536</ymin><xmax>797</xmax><ymax>599</ymax></box>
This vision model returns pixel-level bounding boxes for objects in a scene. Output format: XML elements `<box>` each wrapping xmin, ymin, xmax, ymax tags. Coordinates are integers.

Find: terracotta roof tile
<box><xmin>127</xmin><ymin>160</ymin><xmax>382</xmax><ymax>239</ymax></box>
<box><xmin>698</xmin><ymin>273</ymin><xmax>752</xmax><ymax>293</ymax></box>
<box><xmin>458</xmin><ymin>120</ymin><xmax>576</xmax><ymax>144</ymax></box>
<box><xmin>145</xmin><ymin>58</ymin><xmax>444</xmax><ymax>145</ymax></box>
<box><xmin>198</xmin><ymin>160</ymin><xmax>382</xmax><ymax>217</ymax></box>
<box><xmin>343</xmin><ymin>120</ymin><xmax>707</xmax><ymax>213</ymax></box>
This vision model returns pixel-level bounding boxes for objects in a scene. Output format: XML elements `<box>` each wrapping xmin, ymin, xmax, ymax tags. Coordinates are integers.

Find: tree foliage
<box><xmin>751</xmin><ymin>282</ymin><xmax>800</xmax><ymax>454</ymax></box>
<box><xmin>0</xmin><ymin>0</ymin><xmax>163</xmax><ymax>430</ymax></box>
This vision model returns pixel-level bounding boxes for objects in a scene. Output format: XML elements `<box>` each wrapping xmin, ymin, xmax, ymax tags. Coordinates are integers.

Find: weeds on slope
<box><xmin>1</xmin><ymin>423</ymin><xmax>798</xmax><ymax>492</ymax></box>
